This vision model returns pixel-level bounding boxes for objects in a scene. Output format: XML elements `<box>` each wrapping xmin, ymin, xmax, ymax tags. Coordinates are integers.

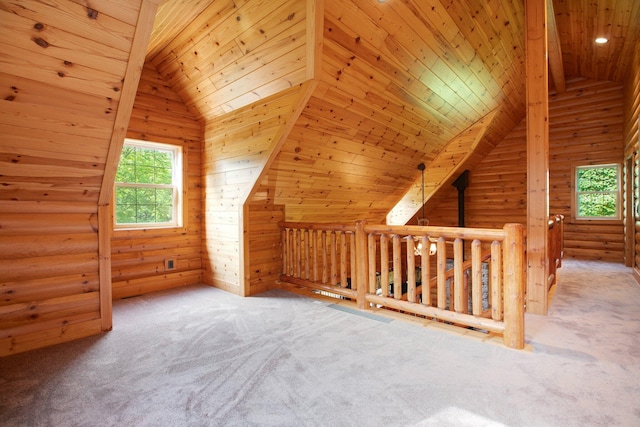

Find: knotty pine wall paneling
<box><xmin>203</xmin><ymin>83</ymin><xmax>314</xmax><ymax>296</ymax></box>
<box><xmin>111</xmin><ymin>63</ymin><xmax>203</xmax><ymax>299</ymax></box>
<box><xmin>149</xmin><ymin>0</ymin><xmax>308</xmax><ymax>122</ymax></box>
<box><xmin>423</xmin><ymin>79</ymin><xmax>625</xmax><ymax>262</ymax></box>
<box><xmin>245</xmin><ymin>203</ymin><xmax>285</xmax><ymax>296</ymax></box>
<box><xmin>0</xmin><ymin>0</ymin><xmax>154</xmax><ymax>355</ymax></box>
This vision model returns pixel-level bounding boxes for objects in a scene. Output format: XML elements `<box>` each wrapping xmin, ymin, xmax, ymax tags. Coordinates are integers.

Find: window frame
<box><xmin>113</xmin><ymin>138</ymin><xmax>184</xmax><ymax>230</ymax></box>
<box><xmin>573</xmin><ymin>163</ymin><xmax>622</xmax><ymax>222</ymax></box>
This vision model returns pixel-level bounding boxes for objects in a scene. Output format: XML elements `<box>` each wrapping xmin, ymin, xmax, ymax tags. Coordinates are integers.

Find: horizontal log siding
<box><xmin>0</xmin><ymin>0</ymin><xmax>146</xmax><ymax>355</ymax></box>
<box><xmin>623</xmin><ymin>41</ymin><xmax>640</xmax><ymax>273</ymax></box>
<box><xmin>423</xmin><ymin>79</ymin><xmax>624</xmax><ymax>262</ymax></box>
<box><xmin>111</xmin><ymin>63</ymin><xmax>203</xmax><ymax>299</ymax></box>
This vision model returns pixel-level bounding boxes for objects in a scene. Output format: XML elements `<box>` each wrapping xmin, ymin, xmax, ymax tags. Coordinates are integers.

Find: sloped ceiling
<box><xmin>146</xmin><ymin>0</ymin><xmax>640</xmax><ymax>223</ymax></box>
<box><xmin>552</xmin><ymin>0</ymin><xmax>640</xmax><ymax>84</ymax></box>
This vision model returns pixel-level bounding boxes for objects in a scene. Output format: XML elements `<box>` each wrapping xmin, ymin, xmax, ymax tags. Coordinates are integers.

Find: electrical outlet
<box><xmin>165</xmin><ymin>259</ymin><xmax>176</xmax><ymax>271</ymax></box>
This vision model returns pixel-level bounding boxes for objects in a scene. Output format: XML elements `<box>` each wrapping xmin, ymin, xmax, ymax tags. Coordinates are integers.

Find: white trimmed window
<box><xmin>574</xmin><ymin>163</ymin><xmax>621</xmax><ymax>220</ymax></box>
<box><xmin>114</xmin><ymin>139</ymin><xmax>183</xmax><ymax>228</ymax></box>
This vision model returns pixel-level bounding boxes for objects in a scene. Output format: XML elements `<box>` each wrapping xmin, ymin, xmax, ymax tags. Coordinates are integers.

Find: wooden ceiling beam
<box><xmin>547</xmin><ymin>0</ymin><xmax>566</xmax><ymax>93</ymax></box>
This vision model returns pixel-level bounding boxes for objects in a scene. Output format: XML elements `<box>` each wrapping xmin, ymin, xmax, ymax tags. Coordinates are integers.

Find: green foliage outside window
<box><xmin>115</xmin><ymin>143</ymin><xmax>178</xmax><ymax>226</ymax></box>
<box><xmin>576</xmin><ymin>165</ymin><xmax>619</xmax><ymax>219</ymax></box>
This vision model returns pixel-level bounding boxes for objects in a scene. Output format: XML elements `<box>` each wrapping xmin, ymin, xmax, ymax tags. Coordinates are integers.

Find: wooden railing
<box><xmin>279</xmin><ymin>221</ymin><xmax>526</xmax><ymax>349</ymax></box>
<box><xmin>547</xmin><ymin>214</ymin><xmax>564</xmax><ymax>289</ymax></box>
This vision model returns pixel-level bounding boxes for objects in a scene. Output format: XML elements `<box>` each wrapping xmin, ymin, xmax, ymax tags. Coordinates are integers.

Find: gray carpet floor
<box><xmin>1</xmin><ymin>259</ymin><xmax>639</xmax><ymax>426</ymax></box>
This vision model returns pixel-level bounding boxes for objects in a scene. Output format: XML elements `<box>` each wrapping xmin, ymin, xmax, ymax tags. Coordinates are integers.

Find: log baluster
<box><xmin>340</xmin><ymin>232</ymin><xmax>348</xmax><ymax>288</ymax></box>
<box><xmin>491</xmin><ymin>240</ymin><xmax>502</xmax><ymax>320</ymax></box>
<box><xmin>380</xmin><ymin>234</ymin><xmax>389</xmax><ymax>297</ymax></box>
<box><xmin>436</xmin><ymin>237</ymin><xmax>447</xmax><ymax>309</ymax></box>
<box><xmin>368</xmin><ymin>233</ymin><xmax>377</xmax><ymax>294</ymax></box>
<box><xmin>392</xmin><ymin>234</ymin><xmax>402</xmax><ymax>299</ymax></box>
<box><xmin>471</xmin><ymin>239</ymin><xmax>482</xmax><ymax>316</ymax></box>
<box><xmin>454</xmin><ymin>238</ymin><xmax>464</xmax><ymax>313</ymax></box>
<box><xmin>330</xmin><ymin>231</ymin><xmax>337</xmax><ymax>286</ymax></box>
<box><xmin>421</xmin><ymin>235</ymin><xmax>430</xmax><ymax>306</ymax></box>
<box><xmin>407</xmin><ymin>236</ymin><xmax>416</xmax><ymax>303</ymax></box>
<box><xmin>322</xmin><ymin>231</ymin><xmax>328</xmax><ymax>284</ymax></box>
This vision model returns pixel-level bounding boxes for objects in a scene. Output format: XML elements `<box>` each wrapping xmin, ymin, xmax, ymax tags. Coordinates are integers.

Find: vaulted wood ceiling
<box><xmin>145</xmin><ymin>0</ymin><xmax>640</xmax><ymax>222</ymax></box>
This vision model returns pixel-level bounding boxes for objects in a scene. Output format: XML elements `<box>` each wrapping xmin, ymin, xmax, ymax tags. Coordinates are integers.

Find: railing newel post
<box><xmin>503</xmin><ymin>223</ymin><xmax>525</xmax><ymax>349</ymax></box>
<box><xmin>355</xmin><ymin>220</ymin><xmax>368</xmax><ymax>310</ymax></box>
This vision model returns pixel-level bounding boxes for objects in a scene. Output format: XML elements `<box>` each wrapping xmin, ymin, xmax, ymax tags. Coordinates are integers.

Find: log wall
<box><xmin>0</xmin><ymin>0</ymin><xmax>156</xmax><ymax>355</ymax></box>
<box><xmin>623</xmin><ymin>40</ymin><xmax>640</xmax><ymax>273</ymax></box>
<box><xmin>423</xmin><ymin>79</ymin><xmax>625</xmax><ymax>262</ymax></box>
<box><xmin>111</xmin><ymin>63</ymin><xmax>203</xmax><ymax>299</ymax></box>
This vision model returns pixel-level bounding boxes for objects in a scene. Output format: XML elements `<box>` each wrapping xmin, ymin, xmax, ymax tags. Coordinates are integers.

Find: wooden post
<box><xmin>525</xmin><ymin>0</ymin><xmax>550</xmax><ymax>315</ymax></box>
<box><xmin>355</xmin><ymin>221</ymin><xmax>368</xmax><ymax>310</ymax></box>
<box><xmin>368</xmin><ymin>234</ymin><xmax>377</xmax><ymax>293</ymax></box>
<box><xmin>407</xmin><ymin>236</ymin><xmax>416</xmax><ymax>303</ymax></box>
<box><xmin>471</xmin><ymin>239</ymin><xmax>482</xmax><ymax>316</ymax></box>
<box><xmin>436</xmin><ymin>237</ymin><xmax>447</xmax><ymax>309</ymax></box>
<box><xmin>322</xmin><ymin>231</ymin><xmax>328</xmax><ymax>284</ymax></box>
<box><xmin>313</xmin><ymin>230</ymin><xmax>319</xmax><ymax>282</ymax></box>
<box><xmin>281</xmin><ymin>228</ymin><xmax>287</xmax><ymax>275</ymax></box>
<box><xmin>349</xmin><ymin>233</ymin><xmax>356</xmax><ymax>290</ymax></box>
<box><xmin>503</xmin><ymin>223</ymin><xmax>525</xmax><ymax>349</ymax></box>
<box><xmin>453</xmin><ymin>238</ymin><xmax>464</xmax><ymax>313</ymax></box>
<box><xmin>304</xmin><ymin>229</ymin><xmax>310</xmax><ymax>280</ymax></box>
<box><xmin>340</xmin><ymin>232</ymin><xmax>348</xmax><ymax>288</ymax></box>
<box><xmin>491</xmin><ymin>240</ymin><xmax>503</xmax><ymax>321</ymax></box>
<box><xmin>330</xmin><ymin>231</ymin><xmax>337</xmax><ymax>285</ymax></box>
<box><xmin>380</xmin><ymin>234</ymin><xmax>389</xmax><ymax>296</ymax></box>
<box><xmin>393</xmin><ymin>235</ymin><xmax>402</xmax><ymax>299</ymax></box>
<box><xmin>421</xmin><ymin>236</ymin><xmax>430</xmax><ymax>306</ymax></box>
<box><xmin>98</xmin><ymin>204</ymin><xmax>113</xmax><ymax>331</ymax></box>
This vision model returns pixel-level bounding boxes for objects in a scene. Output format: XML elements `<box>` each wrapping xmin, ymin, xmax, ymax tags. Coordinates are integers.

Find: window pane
<box><xmin>136</xmin><ymin>165</ymin><xmax>155</xmax><ymax>184</ymax></box>
<box><xmin>115</xmin><ymin>163</ymin><xmax>136</xmax><ymax>183</ymax></box>
<box><xmin>155</xmin><ymin>166</ymin><xmax>173</xmax><ymax>185</ymax></box>
<box><xmin>114</xmin><ymin>140</ymin><xmax>181</xmax><ymax>228</ymax></box>
<box><xmin>156</xmin><ymin>204</ymin><xmax>173</xmax><ymax>222</ymax></box>
<box><xmin>136</xmin><ymin>187</ymin><xmax>156</xmax><ymax>205</ymax></box>
<box><xmin>116</xmin><ymin>203</ymin><xmax>137</xmax><ymax>224</ymax></box>
<box><xmin>156</xmin><ymin>188</ymin><xmax>173</xmax><ymax>205</ymax></box>
<box><xmin>115</xmin><ymin>187</ymin><xmax>136</xmax><ymax>205</ymax></box>
<box><xmin>578</xmin><ymin>193</ymin><xmax>617</xmax><ymax>217</ymax></box>
<box><xmin>137</xmin><ymin>203</ymin><xmax>155</xmax><ymax>223</ymax></box>
<box><xmin>576</xmin><ymin>164</ymin><xmax>619</xmax><ymax>219</ymax></box>
<box><xmin>577</xmin><ymin>166</ymin><xmax>617</xmax><ymax>191</ymax></box>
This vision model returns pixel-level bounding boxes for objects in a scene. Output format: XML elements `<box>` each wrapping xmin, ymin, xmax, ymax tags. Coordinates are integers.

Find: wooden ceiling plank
<box><xmin>1</xmin><ymin>0</ymin><xmax>136</xmax><ymax>53</ymax></box>
<box><xmin>150</xmin><ymin>0</ymin><xmax>250</xmax><ymax>65</ymax></box>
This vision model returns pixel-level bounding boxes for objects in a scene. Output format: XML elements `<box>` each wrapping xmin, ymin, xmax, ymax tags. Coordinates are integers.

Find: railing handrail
<box><xmin>279</xmin><ymin>221</ymin><xmax>356</xmax><ymax>232</ymax></box>
<box><xmin>279</xmin><ymin>220</ymin><xmax>526</xmax><ymax>349</ymax></box>
<box><xmin>363</xmin><ymin>224</ymin><xmax>506</xmax><ymax>241</ymax></box>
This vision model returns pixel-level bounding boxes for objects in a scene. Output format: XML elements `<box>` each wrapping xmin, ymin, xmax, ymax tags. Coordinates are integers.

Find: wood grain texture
<box><xmin>0</xmin><ymin>0</ymin><xmax>150</xmax><ymax>356</ymax></box>
<box><xmin>552</xmin><ymin>0</ymin><xmax>640</xmax><ymax>83</ymax></box>
<box><xmin>203</xmin><ymin>83</ymin><xmax>314</xmax><ymax>295</ymax></box>
<box><xmin>423</xmin><ymin>79</ymin><xmax>624</xmax><ymax>263</ymax></box>
<box><xmin>623</xmin><ymin>39</ymin><xmax>640</xmax><ymax>272</ymax></box>
<box><xmin>111</xmin><ymin>63</ymin><xmax>203</xmax><ymax>300</ymax></box>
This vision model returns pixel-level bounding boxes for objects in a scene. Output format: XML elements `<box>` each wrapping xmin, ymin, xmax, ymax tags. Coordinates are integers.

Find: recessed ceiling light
<box><xmin>595</xmin><ymin>37</ymin><xmax>609</xmax><ymax>44</ymax></box>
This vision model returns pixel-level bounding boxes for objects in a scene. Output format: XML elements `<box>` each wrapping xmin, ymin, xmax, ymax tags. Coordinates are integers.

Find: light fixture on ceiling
<box><xmin>414</xmin><ymin>162</ymin><xmax>436</xmax><ymax>256</ymax></box>
<box><xmin>595</xmin><ymin>37</ymin><xmax>609</xmax><ymax>44</ymax></box>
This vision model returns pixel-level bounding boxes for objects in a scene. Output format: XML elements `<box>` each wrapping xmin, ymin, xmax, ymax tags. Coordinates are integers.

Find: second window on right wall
<box><xmin>574</xmin><ymin>163</ymin><xmax>621</xmax><ymax>220</ymax></box>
